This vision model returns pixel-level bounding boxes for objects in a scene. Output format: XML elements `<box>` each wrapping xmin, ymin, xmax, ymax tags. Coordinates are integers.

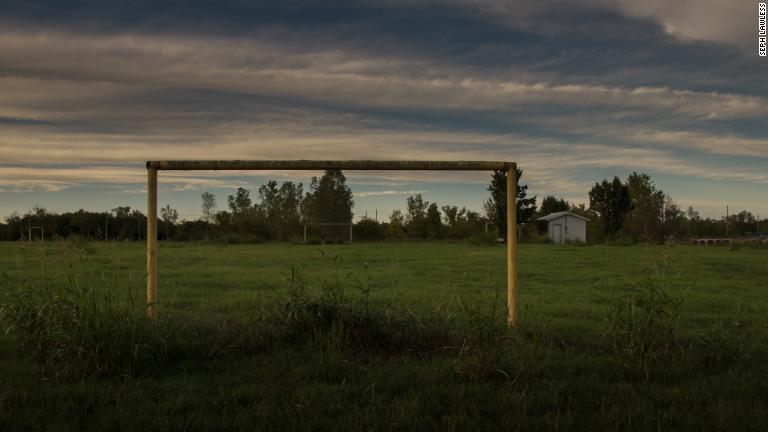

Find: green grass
<box><xmin>1</xmin><ymin>241</ymin><xmax>767</xmax><ymax>431</ymax></box>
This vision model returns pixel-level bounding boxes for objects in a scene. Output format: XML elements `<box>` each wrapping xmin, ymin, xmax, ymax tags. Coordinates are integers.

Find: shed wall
<box><xmin>547</xmin><ymin>215</ymin><xmax>587</xmax><ymax>243</ymax></box>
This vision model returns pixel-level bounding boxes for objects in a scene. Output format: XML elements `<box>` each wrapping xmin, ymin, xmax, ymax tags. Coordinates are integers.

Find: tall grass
<box><xmin>0</xmin><ymin>245</ymin><xmax>503</xmax><ymax>377</ymax></box>
<box><xmin>0</xmin><ymin>242</ymin><xmax>754</xmax><ymax>386</ymax></box>
<box><xmin>0</xmin><ymin>244</ymin><xmax>165</xmax><ymax>378</ymax></box>
<box><xmin>603</xmin><ymin>251</ymin><xmax>688</xmax><ymax>380</ymax></box>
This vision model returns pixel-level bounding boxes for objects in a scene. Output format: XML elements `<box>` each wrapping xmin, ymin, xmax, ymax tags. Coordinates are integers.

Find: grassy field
<box><xmin>1</xmin><ymin>241</ymin><xmax>767</xmax><ymax>431</ymax></box>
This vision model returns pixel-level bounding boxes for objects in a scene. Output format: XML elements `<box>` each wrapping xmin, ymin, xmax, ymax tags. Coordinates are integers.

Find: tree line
<box><xmin>561</xmin><ymin>172</ymin><xmax>764</xmax><ymax>243</ymax></box>
<box><xmin>1</xmin><ymin>169</ymin><xmax>764</xmax><ymax>243</ymax></box>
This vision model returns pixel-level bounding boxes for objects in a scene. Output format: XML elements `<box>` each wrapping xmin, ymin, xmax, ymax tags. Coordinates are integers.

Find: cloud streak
<box><xmin>356</xmin><ymin>190</ymin><xmax>428</xmax><ymax>198</ymax></box>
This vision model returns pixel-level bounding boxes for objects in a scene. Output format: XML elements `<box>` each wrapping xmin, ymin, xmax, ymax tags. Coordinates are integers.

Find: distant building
<box><xmin>537</xmin><ymin>211</ymin><xmax>589</xmax><ymax>244</ymax></box>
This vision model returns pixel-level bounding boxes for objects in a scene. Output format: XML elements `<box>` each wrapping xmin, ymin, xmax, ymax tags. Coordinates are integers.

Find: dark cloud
<box><xmin>3</xmin><ymin>0</ymin><xmax>764</xmax><ymax>96</ymax></box>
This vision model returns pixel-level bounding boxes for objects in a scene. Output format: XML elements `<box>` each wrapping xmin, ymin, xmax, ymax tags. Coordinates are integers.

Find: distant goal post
<box><xmin>27</xmin><ymin>226</ymin><xmax>44</xmax><ymax>243</ymax></box>
<box><xmin>145</xmin><ymin>160</ymin><xmax>518</xmax><ymax>325</ymax></box>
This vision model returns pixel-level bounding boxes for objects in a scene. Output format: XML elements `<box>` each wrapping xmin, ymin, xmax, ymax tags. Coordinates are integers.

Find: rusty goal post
<box><xmin>145</xmin><ymin>160</ymin><xmax>518</xmax><ymax>325</ymax></box>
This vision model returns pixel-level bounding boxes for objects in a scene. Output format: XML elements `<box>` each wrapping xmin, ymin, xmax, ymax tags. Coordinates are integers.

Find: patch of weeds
<box><xmin>68</xmin><ymin>236</ymin><xmax>96</xmax><ymax>255</ymax></box>
<box><xmin>694</xmin><ymin>306</ymin><xmax>751</xmax><ymax>371</ymax></box>
<box><xmin>604</xmin><ymin>258</ymin><xmax>686</xmax><ymax>380</ymax></box>
<box><xmin>0</xmin><ymin>252</ymin><xmax>166</xmax><ymax>379</ymax></box>
<box><xmin>450</xmin><ymin>289</ymin><xmax>546</xmax><ymax>383</ymax></box>
<box><xmin>696</xmin><ymin>325</ymin><xmax>748</xmax><ymax>370</ymax></box>
<box><xmin>275</xmin><ymin>262</ymin><xmax>466</xmax><ymax>359</ymax></box>
<box><xmin>307</xmin><ymin>321</ymin><xmax>350</xmax><ymax>380</ymax></box>
<box><xmin>164</xmin><ymin>316</ymin><xmax>276</xmax><ymax>362</ymax></box>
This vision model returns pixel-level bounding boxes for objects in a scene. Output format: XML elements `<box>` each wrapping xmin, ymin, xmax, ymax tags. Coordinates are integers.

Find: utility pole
<box><xmin>105</xmin><ymin>213</ymin><xmax>109</xmax><ymax>241</ymax></box>
<box><xmin>726</xmin><ymin>205</ymin><xmax>729</xmax><ymax>237</ymax></box>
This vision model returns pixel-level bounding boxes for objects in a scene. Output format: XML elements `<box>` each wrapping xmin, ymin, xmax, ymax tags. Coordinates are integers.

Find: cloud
<box><xmin>356</xmin><ymin>190</ymin><xmax>428</xmax><ymax>197</ymax></box>
<box><xmin>601</xmin><ymin>0</ymin><xmax>755</xmax><ymax>48</ymax></box>
<box><xmin>1</xmin><ymin>29</ymin><xmax>765</xmax><ymax>123</ymax></box>
<box><xmin>455</xmin><ymin>0</ymin><xmax>756</xmax><ymax>48</ymax></box>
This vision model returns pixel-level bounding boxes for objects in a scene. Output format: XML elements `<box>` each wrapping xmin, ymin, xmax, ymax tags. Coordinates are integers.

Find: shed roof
<box><xmin>537</xmin><ymin>211</ymin><xmax>590</xmax><ymax>222</ymax></box>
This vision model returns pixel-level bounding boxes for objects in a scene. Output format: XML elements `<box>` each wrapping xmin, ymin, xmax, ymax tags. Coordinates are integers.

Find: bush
<box><xmin>605</xmin><ymin>266</ymin><xmax>685</xmax><ymax>379</ymax></box>
<box><xmin>353</xmin><ymin>219</ymin><xmax>386</xmax><ymax>241</ymax></box>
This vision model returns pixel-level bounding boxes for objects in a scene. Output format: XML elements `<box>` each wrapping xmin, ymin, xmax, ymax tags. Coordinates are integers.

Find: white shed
<box><xmin>537</xmin><ymin>211</ymin><xmax>589</xmax><ymax>244</ymax></box>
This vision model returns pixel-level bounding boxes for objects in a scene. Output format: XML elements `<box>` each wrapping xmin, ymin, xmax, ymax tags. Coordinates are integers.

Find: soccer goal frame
<box><xmin>27</xmin><ymin>226</ymin><xmax>44</xmax><ymax>243</ymax></box>
<box><xmin>145</xmin><ymin>160</ymin><xmax>518</xmax><ymax>325</ymax></box>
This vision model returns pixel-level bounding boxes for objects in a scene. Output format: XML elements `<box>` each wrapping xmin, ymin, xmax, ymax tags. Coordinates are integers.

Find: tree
<box><xmin>200</xmin><ymin>192</ymin><xmax>217</xmax><ymax>241</ymax></box>
<box><xmin>2</xmin><ymin>211</ymin><xmax>22</xmax><ymax>241</ymax></box>
<box><xmin>111</xmin><ymin>206</ymin><xmax>131</xmax><ymax>218</ymax></box>
<box><xmin>201</xmin><ymin>192</ymin><xmax>217</xmax><ymax>223</ymax></box>
<box><xmin>160</xmin><ymin>204</ymin><xmax>179</xmax><ymax>240</ymax></box>
<box><xmin>32</xmin><ymin>205</ymin><xmax>47</xmax><ymax>217</ymax></box>
<box><xmin>405</xmin><ymin>194</ymin><xmax>429</xmax><ymax>238</ymax></box>
<box><xmin>387</xmin><ymin>209</ymin><xmax>407</xmax><ymax>239</ymax></box>
<box><xmin>484</xmin><ymin>168</ymin><xmax>536</xmax><ymax>238</ymax></box>
<box><xmin>588</xmin><ymin>176</ymin><xmax>631</xmax><ymax>240</ymax></box>
<box><xmin>441</xmin><ymin>205</ymin><xmax>466</xmax><ymax>238</ymax></box>
<box><xmin>259</xmin><ymin>180</ymin><xmax>281</xmax><ymax>238</ymax></box>
<box><xmin>258</xmin><ymin>181</ymin><xmax>303</xmax><ymax>240</ymax></box>
<box><xmin>130</xmin><ymin>209</ymin><xmax>145</xmax><ymax>241</ymax></box>
<box><xmin>539</xmin><ymin>196</ymin><xmax>569</xmax><ymax>216</ymax></box>
<box><xmin>622</xmin><ymin>172</ymin><xmax>665</xmax><ymax>243</ymax></box>
<box><xmin>303</xmin><ymin>170</ymin><xmax>353</xmax><ymax>241</ymax></box>
<box><xmin>353</xmin><ymin>218</ymin><xmax>386</xmax><ymax>240</ymax></box>
<box><xmin>304</xmin><ymin>170</ymin><xmax>353</xmax><ymax>223</ymax></box>
<box><xmin>277</xmin><ymin>181</ymin><xmax>304</xmax><ymax>240</ymax></box>
<box><xmin>425</xmin><ymin>202</ymin><xmax>442</xmax><ymax>239</ymax></box>
<box><xmin>441</xmin><ymin>205</ymin><xmax>464</xmax><ymax>227</ymax></box>
<box><xmin>662</xmin><ymin>198</ymin><xmax>686</xmax><ymax>240</ymax></box>
<box><xmin>728</xmin><ymin>210</ymin><xmax>757</xmax><ymax>236</ymax></box>
<box><xmin>227</xmin><ymin>187</ymin><xmax>252</xmax><ymax>216</ymax></box>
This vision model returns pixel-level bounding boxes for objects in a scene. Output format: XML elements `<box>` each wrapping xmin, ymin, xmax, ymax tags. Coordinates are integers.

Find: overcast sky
<box><xmin>1</xmin><ymin>0</ymin><xmax>766</xmax><ymax>220</ymax></box>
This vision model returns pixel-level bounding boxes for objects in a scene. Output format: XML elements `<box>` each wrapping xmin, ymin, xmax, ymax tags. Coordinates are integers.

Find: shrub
<box><xmin>605</xmin><ymin>266</ymin><xmax>685</xmax><ymax>379</ymax></box>
<box><xmin>353</xmin><ymin>219</ymin><xmax>386</xmax><ymax>241</ymax></box>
